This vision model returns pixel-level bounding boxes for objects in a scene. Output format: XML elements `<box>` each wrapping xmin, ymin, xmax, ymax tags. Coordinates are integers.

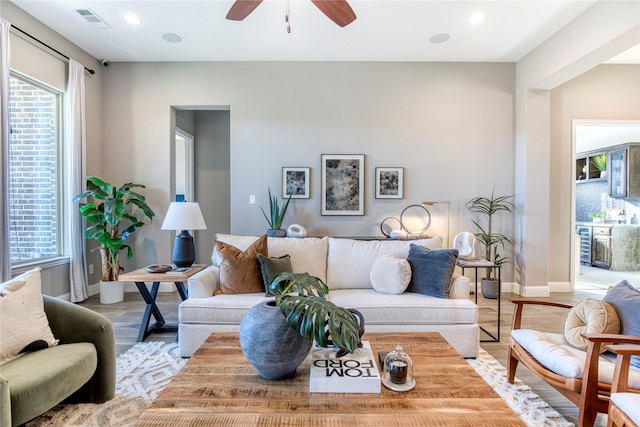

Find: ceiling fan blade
<box><xmin>311</xmin><ymin>0</ymin><xmax>357</xmax><ymax>27</ymax></box>
<box><xmin>226</xmin><ymin>0</ymin><xmax>264</xmax><ymax>21</ymax></box>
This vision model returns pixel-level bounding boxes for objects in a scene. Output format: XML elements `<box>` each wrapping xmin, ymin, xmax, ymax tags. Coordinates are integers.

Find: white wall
<box><xmin>101</xmin><ymin>62</ymin><xmax>517</xmax><ymax>277</ymax></box>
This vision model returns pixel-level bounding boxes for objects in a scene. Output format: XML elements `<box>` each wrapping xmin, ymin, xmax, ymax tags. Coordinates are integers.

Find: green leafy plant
<box><xmin>73</xmin><ymin>176</ymin><xmax>155</xmax><ymax>282</ymax></box>
<box><xmin>588</xmin><ymin>212</ymin><xmax>604</xmax><ymax>220</ymax></box>
<box><xmin>466</xmin><ymin>188</ymin><xmax>515</xmax><ymax>280</ymax></box>
<box><xmin>269</xmin><ymin>272</ymin><xmax>361</xmax><ymax>355</ymax></box>
<box><xmin>261</xmin><ymin>187</ymin><xmax>292</xmax><ymax>230</ymax></box>
<box><xmin>592</xmin><ymin>154</ymin><xmax>607</xmax><ymax>172</ymax></box>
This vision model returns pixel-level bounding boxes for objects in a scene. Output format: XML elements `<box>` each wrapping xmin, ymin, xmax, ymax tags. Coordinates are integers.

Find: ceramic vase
<box><xmin>239</xmin><ymin>301</ymin><xmax>312</xmax><ymax>380</ymax></box>
<box><xmin>267</xmin><ymin>229</ymin><xmax>286</xmax><ymax>238</ymax></box>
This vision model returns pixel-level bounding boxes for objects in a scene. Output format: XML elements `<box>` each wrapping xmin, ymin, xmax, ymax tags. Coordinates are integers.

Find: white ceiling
<box><xmin>9</xmin><ymin>0</ymin><xmax>640</xmax><ymax>63</ymax></box>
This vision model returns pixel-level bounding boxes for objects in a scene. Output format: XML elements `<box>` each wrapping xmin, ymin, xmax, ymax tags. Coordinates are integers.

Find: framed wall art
<box><xmin>375</xmin><ymin>167</ymin><xmax>404</xmax><ymax>199</ymax></box>
<box><xmin>282</xmin><ymin>167</ymin><xmax>310</xmax><ymax>199</ymax></box>
<box><xmin>321</xmin><ymin>154</ymin><xmax>365</xmax><ymax>216</ymax></box>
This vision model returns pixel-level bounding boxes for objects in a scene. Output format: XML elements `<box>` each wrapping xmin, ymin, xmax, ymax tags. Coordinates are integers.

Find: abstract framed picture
<box><xmin>321</xmin><ymin>154</ymin><xmax>365</xmax><ymax>216</ymax></box>
<box><xmin>375</xmin><ymin>167</ymin><xmax>404</xmax><ymax>199</ymax></box>
<box><xmin>282</xmin><ymin>167</ymin><xmax>310</xmax><ymax>199</ymax></box>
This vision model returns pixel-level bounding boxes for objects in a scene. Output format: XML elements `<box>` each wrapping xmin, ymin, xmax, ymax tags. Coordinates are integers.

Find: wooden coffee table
<box><xmin>136</xmin><ymin>332</ymin><xmax>526</xmax><ymax>426</ymax></box>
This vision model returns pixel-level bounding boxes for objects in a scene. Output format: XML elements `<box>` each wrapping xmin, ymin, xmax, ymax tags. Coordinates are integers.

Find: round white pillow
<box><xmin>563</xmin><ymin>299</ymin><xmax>620</xmax><ymax>353</ymax></box>
<box><xmin>370</xmin><ymin>255</ymin><xmax>412</xmax><ymax>295</ymax></box>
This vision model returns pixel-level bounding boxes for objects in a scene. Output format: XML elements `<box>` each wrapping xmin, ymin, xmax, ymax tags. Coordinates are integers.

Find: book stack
<box><xmin>309</xmin><ymin>341</ymin><xmax>381</xmax><ymax>393</ymax></box>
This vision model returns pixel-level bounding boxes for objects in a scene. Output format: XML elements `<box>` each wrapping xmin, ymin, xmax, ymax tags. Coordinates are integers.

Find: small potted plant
<box><xmin>73</xmin><ymin>176</ymin><xmax>155</xmax><ymax>303</ymax></box>
<box><xmin>592</xmin><ymin>154</ymin><xmax>607</xmax><ymax>178</ymax></box>
<box><xmin>588</xmin><ymin>211</ymin><xmax>604</xmax><ymax>223</ymax></box>
<box><xmin>466</xmin><ymin>188</ymin><xmax>514</xmax><ymax>299</ymax></box>
<box><xmin>261</xmin><ymin>187</ymin><xmax>292</xmax><ymax>237</ymax></box>
<box><xmin>239</xmin><ymin>272</ymin><xmax>362</xmax><ymax>379</ymax></box>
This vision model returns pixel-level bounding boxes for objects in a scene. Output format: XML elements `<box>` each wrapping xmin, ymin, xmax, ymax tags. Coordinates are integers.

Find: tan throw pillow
<box><xmin>216</xmin><ymin>234</ymin><xmax>268</xmax><ymax>295</ymax></box>
<box><xmin>0</xmin><ymin>268</ymin><xmax>59</xmax><ymax>365</ymax></box>
<box><xmin>563</xmin><ymin>299</ymin><xmax>620</xmax><ymax>353</ymax></box>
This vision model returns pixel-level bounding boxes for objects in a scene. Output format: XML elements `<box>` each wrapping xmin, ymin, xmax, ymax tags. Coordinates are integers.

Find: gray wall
<box><xmin>101</xmin><ymin>62</ymin><xmax>518</xmax><ymax>280</ymax></box>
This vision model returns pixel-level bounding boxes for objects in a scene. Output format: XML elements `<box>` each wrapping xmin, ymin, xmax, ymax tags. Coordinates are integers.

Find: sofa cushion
<box><xmin>326</xmin><ymin>237</ymin><xmax>442</xmax><ymax>290</ymax></box>
<box><xmin>257</xmin><ymin>254</ymin><xmax>293</xmax><ymax>296</ymax></box>
<box><xmin>216</xmin><ymin>234</ymin><xmax>267</xmax><ymax>295</ymax></box>
<box><xmin>328</xmin><ymin>289</ymin><xmax>477</xmax><ymax>325</ymax></box>
<box><xmin>0</xmin><ymin>268</ymin><xmax>59</xmax><ymax>365</ymax></box>
<box><xmin>510</xmin><ymin>329</ymin><xmax>640</xmax><ymax>388</ymax></box>
<box><xmin>1</xmin><ymin>343</ymin><xmax>97</xmax><ymax>426</ymax></box>
<box><xmin>180</xmin><ymin>293</ymin><xmax>274</xmax><ymax>325</ymax></box>
<box><xmin>213</xmin><ymin>234</ymin><xmax>328</xmax><ymax>284</ymax></box>
<box><xmin>406</xmin><ymin>245</ymin><xmax>458</xmax><ymax>298</ymax></box>
<box><xmin>370</xmin><ymin>255</ymin><xmax>411</xmax><ymax>295</ymax></box>
<box><xmin>563</xmin><ymin>299</ymin><xmax>620</xmax><ymax>353</ymax></box>
<box><xmin>266</xmin><ymin>237</ymin><xmax>328</xmax><ymax>284</ymax></box>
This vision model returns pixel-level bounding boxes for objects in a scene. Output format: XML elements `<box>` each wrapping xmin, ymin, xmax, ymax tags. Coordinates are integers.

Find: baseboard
<box><xmin>507</xmin><ymin>282</ymin><xmax>550</xmax><ymax>297</ymax></box>
<box><xmin>549</xmin><ymin>281</ymin><xmax>572</xmax><ymax>293</ymax></box>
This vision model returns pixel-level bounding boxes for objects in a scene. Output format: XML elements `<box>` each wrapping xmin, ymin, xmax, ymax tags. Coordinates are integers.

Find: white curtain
<box><xmin>66</xmin><ymin>59</ymin><xmax>88</xmax><ymax>301</ymax></box>
<box><xmin>0</xmin><ymin>19</ymin><xmax>11</xmax><ymax>282</ymax></box>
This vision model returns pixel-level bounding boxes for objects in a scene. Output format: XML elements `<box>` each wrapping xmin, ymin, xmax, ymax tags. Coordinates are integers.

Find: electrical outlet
<box><xmin>250</xmin><ymin>195</ymin><xmax>256</xmax><ymax>204</ymax></box>
<box><xmin>88</xmin><ymin>264</ymin><xmax>94</xmax><ymax>274</ymax></box>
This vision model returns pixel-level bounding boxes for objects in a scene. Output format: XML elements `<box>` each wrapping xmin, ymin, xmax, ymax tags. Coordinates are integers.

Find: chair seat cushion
<box><xmin>611</xmin><ymin>392</ymin><xmax>640</xmax><ymax>426</ymax></box>
<box><xmin>511</xmin><ymin>329</ymin><xmax>640</xmax><ymax>388</ymax></box>
<box><xmin>1</xmin><ymin>343</ymin><xmax>97</xmax><ymax>425</ymax></box>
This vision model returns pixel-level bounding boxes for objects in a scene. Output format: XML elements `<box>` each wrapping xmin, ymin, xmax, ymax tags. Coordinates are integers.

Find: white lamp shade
<box><xmin>161</xmin><ymin>202</ymin><xmax>207</xmax><ymax>231</ymax></box>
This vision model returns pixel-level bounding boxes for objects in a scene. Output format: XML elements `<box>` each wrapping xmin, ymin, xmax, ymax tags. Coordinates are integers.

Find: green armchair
<box><xmin>0</xmin><ymin>295</ymin><xmax>116</xmax><ymax>426</ymax></box>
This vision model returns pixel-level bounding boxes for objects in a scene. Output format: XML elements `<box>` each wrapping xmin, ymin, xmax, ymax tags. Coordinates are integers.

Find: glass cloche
<box><xmin>382</xmin><ymin>345</ymin><xmax>415</xmax><ymax>391</ymax></box>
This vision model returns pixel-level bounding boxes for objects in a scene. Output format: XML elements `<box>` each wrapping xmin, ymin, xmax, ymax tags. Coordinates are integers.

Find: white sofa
<box><xmin>179</xmin><ymin>234</ymin><xmax>479</xmax><ymax>358</ymax></box>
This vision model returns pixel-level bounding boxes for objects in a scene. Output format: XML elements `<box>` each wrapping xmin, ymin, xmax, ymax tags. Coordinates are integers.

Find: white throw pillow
<box><xmin>370</xmin><ymin>255</ymin><xmax>412</xmax><ymax>295</ymax></box>
<box><xmin>0</xmin><ymin>268</ymin><xmax>58</xmax><ymax>365</ymax></box>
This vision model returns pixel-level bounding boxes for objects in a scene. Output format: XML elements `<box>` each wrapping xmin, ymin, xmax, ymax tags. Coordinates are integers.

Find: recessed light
<box><xmin>469</xmin><ymin>12</ymin><xmax>485</xmax><ymax>25</ymax></box>
<box><xmin>430</xmin><ymin>33</ymin><xmax>450</xmax><ymax>44</ymax></box>
<box><xmin>162</xmin><ymin>33</ymin><xmax>182</xmax><ymax>43</ymax></box>
<box><xmin>124</xmin><ymin>14</ymin><xmax>141</xmax><ymax>25</ymax></box>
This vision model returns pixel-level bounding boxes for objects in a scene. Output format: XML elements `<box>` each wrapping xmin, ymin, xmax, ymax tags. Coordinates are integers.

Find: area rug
<box><xmin>25</xmin><ymin>343</ymin><xmax>573</xmax><ymax>427</ymax></box>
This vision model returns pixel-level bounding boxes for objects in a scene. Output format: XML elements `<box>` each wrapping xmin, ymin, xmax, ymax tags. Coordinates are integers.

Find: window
<box><xmin>8</xmin><ymin>73</ymin><xmax>63</xmax><ymax>264</ymax></box>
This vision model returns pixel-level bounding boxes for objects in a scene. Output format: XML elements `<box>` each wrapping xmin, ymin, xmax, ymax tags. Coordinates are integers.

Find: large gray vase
<box><xmin>239</xmin><ymin>300</ymin><xmax>312</xmax><ymax>380</ymax></box>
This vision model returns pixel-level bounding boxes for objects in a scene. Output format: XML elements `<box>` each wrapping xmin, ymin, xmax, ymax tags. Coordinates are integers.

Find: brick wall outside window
<box><xmin>9</xmin><ymin>76</ymin><xmax>60</xmax><ymax>263</ymax></box>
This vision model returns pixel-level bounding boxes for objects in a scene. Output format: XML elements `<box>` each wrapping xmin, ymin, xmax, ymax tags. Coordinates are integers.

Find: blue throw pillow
<box><xmin>603</xmin><ymin>280</ymin><xmax>640</xmax><ymax>368</ymax></box>
<box><xmin>406</xmin><ymin>245</ymin><xmax>458</xmax><ymax>298</ymax></box>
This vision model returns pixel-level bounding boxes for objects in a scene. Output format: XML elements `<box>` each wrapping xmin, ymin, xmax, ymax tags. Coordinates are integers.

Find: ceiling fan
<box><xmin>226</xmin><ymin>0</ymin><xmax>357</xmax><ymax>27</ymax></box>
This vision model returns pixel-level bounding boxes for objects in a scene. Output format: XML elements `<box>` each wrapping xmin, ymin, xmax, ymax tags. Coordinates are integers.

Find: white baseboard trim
<box><xmin>549</xmin><ymin>281</ymin><xmax>572</xmax><ymax>293</ymax></box>
<box><xmin>507</xmin><ymin>282</ymin><xmax>550</xmax><ymax>297</ymax></box>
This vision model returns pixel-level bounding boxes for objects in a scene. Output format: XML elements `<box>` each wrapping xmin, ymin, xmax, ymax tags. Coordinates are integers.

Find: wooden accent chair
<box><xmin>507</xmin><ymin>299</ymin><xmax>640</xmax><ymax>427</ymax></box>
<box><xmin>607</xmin><ymin>344</ymin><xmax>640</xmax><ymax>427</ymax></box>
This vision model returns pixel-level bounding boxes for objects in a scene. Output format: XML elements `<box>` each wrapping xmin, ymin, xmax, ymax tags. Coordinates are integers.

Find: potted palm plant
<box><xmin>592</xmin><ymin>153</ymin><xmax>607</xmax><ymax>178</ymax></box>
<box><xmin>261</xmin><ymin>187</ymin><xmax>292</xmax><ymax>237</ymax></box>
<box><xmin>73</xmin><ymin>176</ymin><xmax>155</xmax><ymax>303</ymax></box>
<box><xmin>239</xmin><ymin>272</ymin><xmax>362</xmax><ymax>379</ymax></box>
<box><xmin>466</xmin><ymin>188</ymin><xmax>514</xmax><ymax>299</ymax></box>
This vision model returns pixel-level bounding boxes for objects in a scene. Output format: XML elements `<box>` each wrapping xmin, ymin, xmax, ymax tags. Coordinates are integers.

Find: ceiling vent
<box><xmin>76</xmin><ymin>8</ymin><xmax>112</xmax><ymax>29</ymax></box>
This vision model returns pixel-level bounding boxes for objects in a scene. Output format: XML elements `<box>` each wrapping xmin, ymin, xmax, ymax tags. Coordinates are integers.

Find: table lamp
<box><xmin>161</xmin><ymin>202</ymin><xmax>207</xmax><ymax>268</ymax></box>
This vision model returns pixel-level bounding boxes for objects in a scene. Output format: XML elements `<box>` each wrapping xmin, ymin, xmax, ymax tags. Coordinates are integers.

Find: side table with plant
<box><xmin>73</xmin><ymin>176</ymin><xmax>155</xmax><ymax>304</ymax></box>
<box><xmin>466</xmin><ymin>188</ymin><xmax>514</xmax><ymax>299</ymax></box>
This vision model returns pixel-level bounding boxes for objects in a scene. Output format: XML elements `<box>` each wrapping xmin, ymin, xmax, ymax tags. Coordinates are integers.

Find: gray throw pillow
<box><xmin>257</xmin><ymin>254</ymin><xmax>293</xmax><ymax>296</ymax></box>
<box><xmin>406</xmin><ymin>245</ymin><xmax>458</xmax><ymax>298</ymax></box>
<box><xmin>603</xmin><ymin>280</ymin><xmax>640</xmax><ymax>368</ymax></box>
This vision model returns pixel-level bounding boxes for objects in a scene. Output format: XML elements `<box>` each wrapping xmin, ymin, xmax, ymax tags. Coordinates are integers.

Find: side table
<box><xmin>456</xmin><ymin>259</ymin><xmax>502</xmax><ymax>342</ymax></box>
<box><xmin>119</xmin><ymin>264</ymin><xmax>206</xmax><ymax>342</ymax></box>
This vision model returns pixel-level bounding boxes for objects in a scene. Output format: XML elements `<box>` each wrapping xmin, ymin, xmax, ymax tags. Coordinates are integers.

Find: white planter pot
<box><xmin>100</xmin><ymin>280</ymin><xmax>124</xmax><ymax>304</ymax></box>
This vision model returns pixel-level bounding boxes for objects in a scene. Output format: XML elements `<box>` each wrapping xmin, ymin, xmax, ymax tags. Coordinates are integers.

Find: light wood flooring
<box><xmin>79</xmin><ymin>282</ymin><xmax>629</xmax><ymax>426</ymax></box>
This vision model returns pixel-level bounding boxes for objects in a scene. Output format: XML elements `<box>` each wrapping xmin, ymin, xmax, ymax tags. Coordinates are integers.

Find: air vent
<box><xmin>76</xmin><ymin>8</ymin><xmax>112</xmax><ymax>29</ymax></box>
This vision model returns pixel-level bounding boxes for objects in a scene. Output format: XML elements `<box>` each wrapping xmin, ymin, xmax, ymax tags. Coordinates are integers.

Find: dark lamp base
<box><xmin>172</xmin><ymin>230</ymin><xmax>195</xmax><ymax>268</ymax></box>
